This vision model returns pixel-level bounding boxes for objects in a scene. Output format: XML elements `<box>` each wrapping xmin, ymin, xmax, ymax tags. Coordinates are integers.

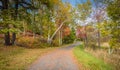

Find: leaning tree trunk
<box><xmin>49</xmin><ymin>19</ymin><xmax>68</xmax><ymax>44</ymax></box>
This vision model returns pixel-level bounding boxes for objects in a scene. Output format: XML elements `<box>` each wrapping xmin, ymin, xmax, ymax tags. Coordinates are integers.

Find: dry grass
<box><xmin>85</xmin><ymin>48</ymin><xmax>120</xmax><ymax>70</ymax></box>
<box><xmin>0</xmin><ymin>46</ymin><xmax>57</xmax><ymax>70</ymax></box>
<box><xmin>101</xmin><ymin>42</ymin><xmax>110</xmax><ymax>47</ymax></box>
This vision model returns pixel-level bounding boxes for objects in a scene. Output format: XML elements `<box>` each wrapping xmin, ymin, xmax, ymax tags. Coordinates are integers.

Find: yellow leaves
<box><xmin>107</xmin><ymin>0</ymin><xmax>120</xmax><ymax>22</ymax></box>
<box><xmin>55</xmin><ymin>2</ymin><xmax>72</xmax><ymax>23</ymax></box>
<box><xmin>77</xmin><ymin>0</ymin><xmax>92</xmax><ymax>21</ymax></box>
<box><xmin>49</xmin><ymin>0</ymin><xmax>59</xmax><ymax>5</ymax></box>
<box><xmin>17</xmin><ymin>37</ymin><xmax>38</xmax><ymax>48</ymax></box>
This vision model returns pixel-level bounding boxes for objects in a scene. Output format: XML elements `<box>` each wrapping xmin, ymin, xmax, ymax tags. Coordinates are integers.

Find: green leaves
<box><xmin>0</xmin><ymin>9</ymin><xmax>21</xmax><ymax>34</ymax></box>
<box><xmin>77</xmin><ymin>0</ymin><xmax>92</xmax><ymax>21</ymax></box>
<box><xmin>0</xmin><ymin>29</ymin><xmax>18</xmax><ymax>33</ymax></box>
<box><xmin>107</xmin><ymin>0</ymin><xmax>120</xmax><ymax>22</ymax></box>
<box><xmin>106</xmin><ymin>0</ymin><xmax>120</xmax><ymax>48</ymax></box>
<box><xmin>63</xmin><ymin>28</ymin><xmax>76</xmax><ymax>44</ymax></box>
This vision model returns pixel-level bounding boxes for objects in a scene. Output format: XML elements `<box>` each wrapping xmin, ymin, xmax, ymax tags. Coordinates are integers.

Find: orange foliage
<box><xmin>63</xmin><ymin>27</ymin><xmax>70</xmax><ymax>36</ymax></box>
<box><xmin>17</xmin><ymin>36</ymin><xmax>39</xmax><ymax>48</ymax></box>
<box><xmin>0</xmin><ymin>34</ymin><xmax>4</xmax><ymax>39</ymax></box>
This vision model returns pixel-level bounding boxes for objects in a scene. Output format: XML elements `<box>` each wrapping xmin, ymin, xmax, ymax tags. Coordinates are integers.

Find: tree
<box><xmin>77</xmin><ymin>0</ymin><xmax>92</xmax><ymax>47</ymax></box>
<box><xmin>106</xmin><ymin>0</ymin><xmax>120</xmax><ymax>49</ymax></box>
<box><xmin>49</xmin><ymin>2</ymin><xmax>72</xmax><ymax>45</ymax></box>
<box><xmin>92</xmin><ymin>0</ymin><xmax>106</xmax><ymax>48</ymax></box>
<box><xmin>63</xmin><ymin>28</ymin><xmax>76</xmax><ymax>44</ymax></box>
<box><xmin>0</xmin><ymin>0</ymin><xmax>12</xmax><ymax>45</ymax></box>
<box><xmin>95</xmin><ymin>0</ymin><xmax>120</xmax><ymax>51</ymax></box>
<box><xmin>0</xmin><ymin>0</ymin><xmax>36</xmax><ymax>45</ymax></box>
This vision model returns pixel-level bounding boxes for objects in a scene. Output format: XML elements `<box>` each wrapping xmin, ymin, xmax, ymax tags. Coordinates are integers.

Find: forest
<box><xmin>0</xmin><ymin>0</ymin><xmax>120</xmax><ymax>70</ymax></box>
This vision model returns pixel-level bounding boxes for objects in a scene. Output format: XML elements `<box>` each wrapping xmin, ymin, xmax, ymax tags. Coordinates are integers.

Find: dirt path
<box><xmin>28</xmin><ymin>42</ymin><xmax>80</xmax><ymax>70</ymax></box>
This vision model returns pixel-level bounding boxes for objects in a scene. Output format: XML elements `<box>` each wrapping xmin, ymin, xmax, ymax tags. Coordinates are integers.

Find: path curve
<box><xmin>28</xmin><ymin>42</ymin><xmax>80</xmax><ymax>70</ymax></box>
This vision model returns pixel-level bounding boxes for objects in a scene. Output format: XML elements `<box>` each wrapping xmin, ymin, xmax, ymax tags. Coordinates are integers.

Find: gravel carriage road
<box><xmin>28</xmin><ymin>42</ymin><xmax>80</xmax><ymax>70</ymax></box>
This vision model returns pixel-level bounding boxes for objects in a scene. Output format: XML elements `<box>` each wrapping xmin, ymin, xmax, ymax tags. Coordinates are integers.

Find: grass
<box><xmin>0</xmin><ymin>46</ymin><xmax>57</xmax><ymax>70</ymax></box>
<box><xmin>73</xmin><ymin>45</ymin><xmax>114</xmax><ymax>70</ymax></box>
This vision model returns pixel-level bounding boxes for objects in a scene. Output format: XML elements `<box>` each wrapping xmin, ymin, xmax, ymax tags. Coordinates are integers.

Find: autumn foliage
<box><xmin>63</xmin><ymin>26</ymin><xmax>71</xmax><ymax>36</ymax></box>
<box><xmin>76</xmin><ymin>27</ymin><xmax>86</xmax><ymax>39</ymax></box>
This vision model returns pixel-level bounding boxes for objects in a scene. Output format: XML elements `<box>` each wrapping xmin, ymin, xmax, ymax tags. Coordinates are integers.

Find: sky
<box><xmin>62</xmin><ymin>0</ymin><xmax>94</xmax><ymax>7</ymax></box>
<box><xmin>62</xmin><ymin>0</ymin><xmax>96</xmax><ymax>26</ymax></box>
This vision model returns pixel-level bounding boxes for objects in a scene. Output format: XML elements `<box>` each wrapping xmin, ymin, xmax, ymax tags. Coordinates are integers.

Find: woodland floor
<box><xmin>27</xmin><ymin>42</ymin><xmax>80</xmax><ymax>70</ymax></box>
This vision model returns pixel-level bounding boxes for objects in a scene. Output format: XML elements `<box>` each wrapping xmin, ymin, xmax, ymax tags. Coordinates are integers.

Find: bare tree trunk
<box><xmin>3</xmin><ymin>0</ymin><xmax>11</xmax><ymax>46</ymax></box>
<box><xmin>33</xmin><ymin>33</ymin><xmax>36</xmax><ymax>39</ymax></box>
<box><xmin>84</xmin><ymin>26</ymin><xmax>87</xmax><ymax>47</ymax></box>
<box><xmin>23</xmin><ymin>21</ymin><xmax>26</xmax><ymax>35</ymax></box>
<box><xmin>4</xmin><ymin>32</ymin><xmax>11</xmax><ymax>46</ymax></box>
<box><xmin>60</xmin><ymin>30</ymin><xmax>62</xmax><ymax>45</ymax></box>
<box><xmin>11</xmin><ymin>0</ymin><xmax>18</xmax><ymax>45</ymax></box>
<box><xmin>58</xmin><ymin>29</ymin><xmax>62</xmax><ymax>46</ymax></box>
<box><xmin>98</xmin><ymin>30</ymin><xmax>100</xmax><ymax>48</ymax></box>
<box><xmin>47</xmin><ymin>34</ymin><xmax>50</xmax><ymax>44</ymax></box>
<box><xmin>11</xmin><ymin>33</ymin><xmax>16</xmax><ymax>45</ymax></box>
<box><xmin>59</xmin><ymin>30</ymin><xmax>61</xmax><ymax>46</ymax></box>
<box><xmin>32</xmin><ymin>10</ymin><xmax>35</xmax><ymax>39</ymax></box>
<box><xmin>84</xmin><ymin>37</ymin><xmax>87</xmax><ymax>47</ymax></box>
<box><xmin>86</xmin><ymin>37</ymin><xmax>87</xmax><ymax>47</ymax></box>
<box><xmin>47</xmin><ymin>27</ymin><xmax>51</xmax><ymax>44</ymax></box>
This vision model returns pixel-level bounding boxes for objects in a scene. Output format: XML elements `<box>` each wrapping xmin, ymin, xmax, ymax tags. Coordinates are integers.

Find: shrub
<box><xmin>63</xmin><ymin>28</ymin><xmax>76</xmax><ymax>44</ymax></box>
<box><xmin>88</xmin><ymin>42</ymin><xmax>97</xmax><ymax>50</ymax></box>
<box><xmin>52</xmin><ymin>38</ymin><xmax>59</xmax><ymax>46</ymax></box>
<box><xmin>109</xmin><ymin>38</ymin><xmax>120</xmax><ymax>49</ymax></box>
<box><xmin>87</xmin><ymin>34</ymin><xmax>97</xmax><ymax>49</ymax></box>
<box><xmin>17</xmin><ymin>37</ymin><xmax>46</xmax><ymax>48</ymax></box>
